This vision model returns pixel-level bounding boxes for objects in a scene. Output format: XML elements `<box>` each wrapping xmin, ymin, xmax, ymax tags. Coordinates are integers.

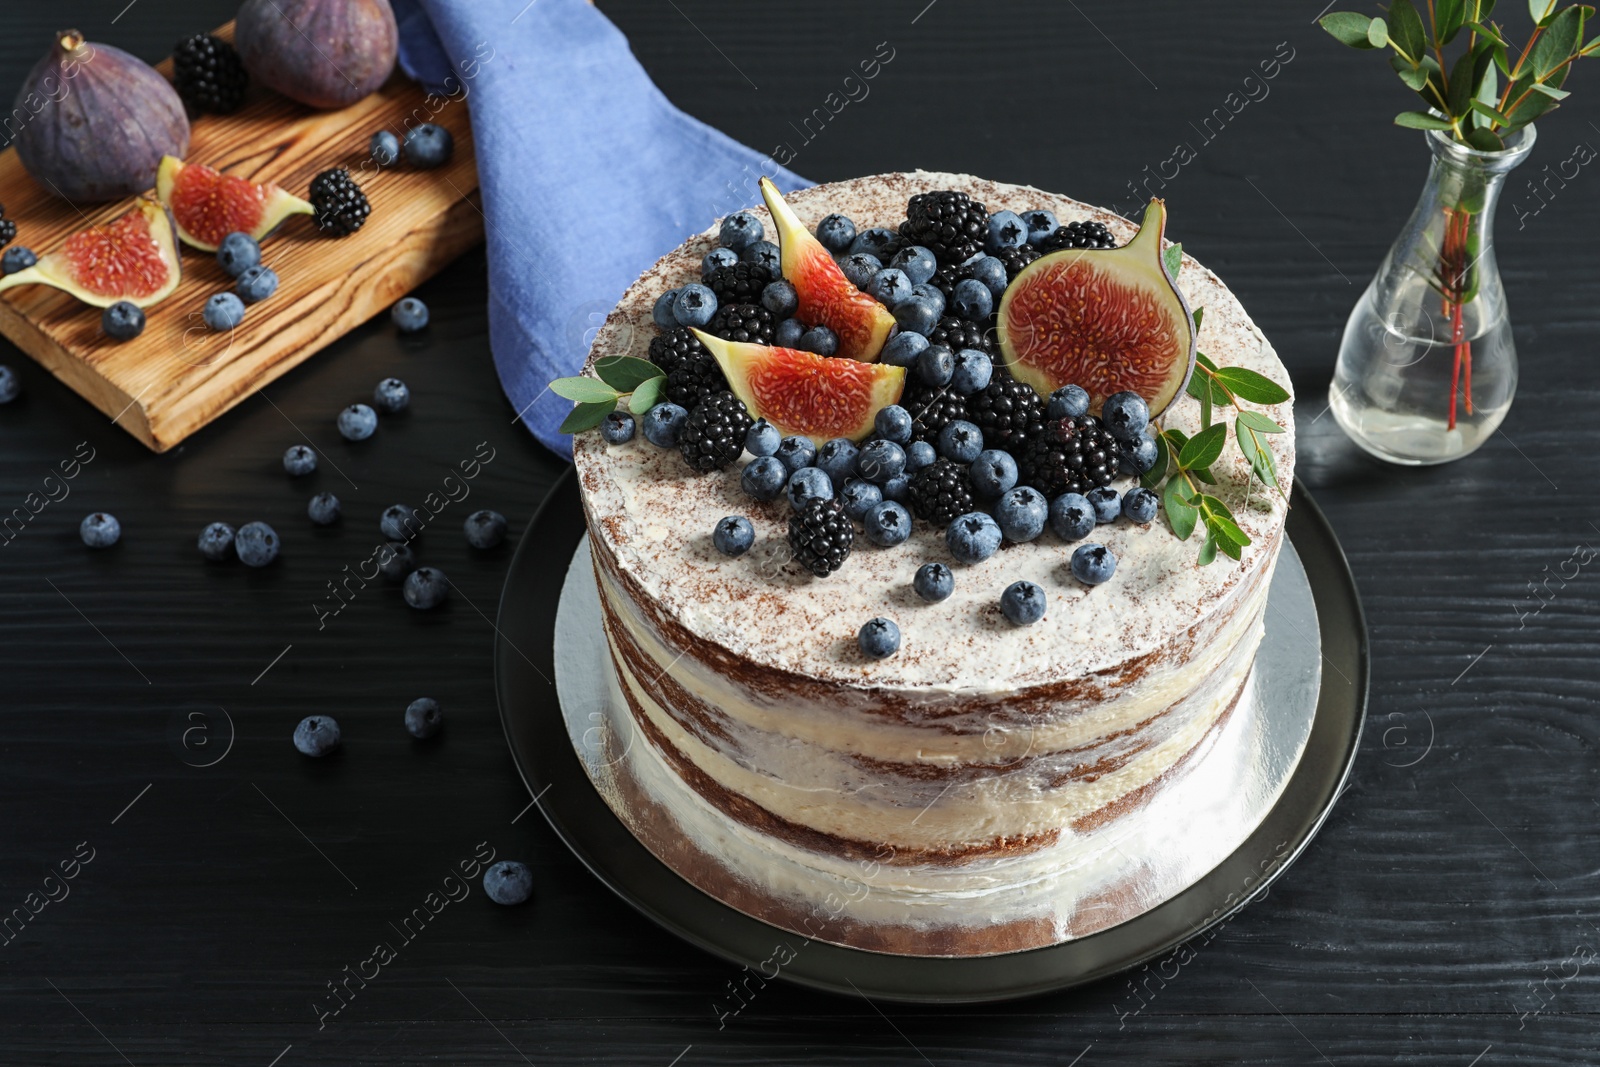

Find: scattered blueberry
<box><xmin>403</xmin><ymin>566</ymin><xmax>450</xmax><ymax>609</ymax></box>
<box><xmin>914</xmin><ymin>562</ymin><xmax>955</xmax><ymax>603</ymax></box>
<box><xmin>950</xmin><ymin>349</ymin><xmax>993</xmax><ymax>395</ymax></box>
<box><xmin>1086</xmin><ymin>486</ymin><xmax>1122</xmax><ymax>524</ymax></box>
<box><xmin>744</xmin><ymin>419</ymin><xmax>780</xmax><ymax>456</ymax></box>
<box><xmin>1102</xmin><ymin>390</ymin><xmax>1151</xmax><ymax>442</ymax></box>
<box><xmin>849</xmin><ymin>227</ymin><xmax>899</xmax><ymax>260</ymax></box>
<box><xmin>909</xmin><ymin>283</ymin><xmax>947</xmax><ymax>318</ymax></box>
<box><xmin>1072</xmin><ymin>543</ymin><xmax>1118</xmax><ymax>586</ymax></box>
<box><xmin>904</xmin><ymin>440</ymin><xmax>937</xmax><ymax>473</ymax></box>
<box><xmin>235</xmin><ymin>521</ymin><xmax>279</xmax><ymax>566</ymax></box>
<box><xmin>101</xmin><ymin>301</ymin><xmax>145</xmax><ymax>341</ymax></box>
<box><xmin>815</xmin><ymin>213</ymin><xmax>856</xmax><ymax>253</ymax></box>
<box><xmin>816</xmin><ymin>438</ymin><xmax>859</xmax><ymax>485</ymax></box>
<box><xmin>966</xmin><ymin>255</ymin><xmax>1008</xmax><ymax>299</ymax></box>
<box><xmin>672</xmin><ymin>283</ymin><xmax>717</xmax><ymax>328</ymax></box>
<box><xmin>1123</xmin><ymin>486</ymin><xmax>1160</xmax><ymax>524</ymax></box>
<box><xmin>1118</xmin><ymin>431</ymin><xmax>1160</xmax><ymax>475</ymax></box>
<box><xmin>798</xmin><ymin>325</ymin><xmax>838</xmax><ymax>356</ymax></box>
<box><xmin>986</xmin><ymin>210</ymin><xmax>1028</xmax><ymax>253</ymax></box>
<box><xmin>702</xmin><ymin>247</ymin><xmax>739</xmax><ymax>276</ymax></box>
<box><xmin>875</xmin><ymin>405</ymin><xmax>912</xmax><ymax>445</ymax></box>
<box><xmin>405</xmin><ymin>697</ymin><xmax>442</xmax><ymax>739</ymax></box>
<box><xmin>863</xmin><ymin>500</ymin><xmax>911</xmax><ymax>547</ymax></box>
<box><xmin>719</xmin><ymin>211</ymin><xmax>763</xmax><ymax>252</ymax></box>
<box><xmin>1021</xmin><ymin>209</ymin><xmax>1059</xmax><ymax>245</ymax></box>
<box><xmin>652</xmin><ymin>289</ymin><xmax>681</xmax><ymax>330</ymax></box>
<box><xmin>378</xmin><ymin>541</ymin><xmax>416</xmax><ymax>580</ymax></box>
<box><xmin>2</xmin><ymin>246</ymin><xmax>37</xmax><ymax>274</ymax></box>
<box><xmin>293</xmin><ymin>715</ymin><xmax>340</xmax><ymax>757</ymax></box>
<box><xmin>483</xmin><ymin>860</ymin><xmax>533</xmax><ymax>905</ymax></box>
<box><xmin>775</xmin><ymin>435</ymin><xmax>816</xmax><ymax>472</ymax></box>
<box><xmin>996</xmin><ymin>486</ymin><xmax>1048</xmax><ymax>542</ymax></box>
<box><xmin>741</xmin><ymin>455</ymin><xmax>787</xmax><ymax>501</ymax></box>
<box><xmin>282</xmin><ymin>444</ymin><xmax>317</xmax><ymax>476</ymax></box>
<box><xmin>0</xmin><ymin>365</ymin><xmax>16</xmax><ymax>404</ymax></box>
<box><xmin>857</xmin><ymin>616</ymin><xmax>901</xmax><ymax>659</ymax></box>
<box><xmin>216</xmin><ymin>232</ymin><xmax>260</xmax><ymax>277</ymax></box>
<box><xmin>970</xmin><ymin>449</ymin><xmax>1018</xmax><ymax>500</ymax></box>
<box><xmin>642</xmin><ymin>403</ymin><xmax>689</xmax><ymax>448</ymax></box>
<box><xmin>867</xmin><ymin>268</ymin><xmax>913</xmax><ymax>307</ymax></box>
<box><xmin>892</xmin><ymin>296</ymin><xmax>941</xmax><ymax>338</ymax></box>
<box><xmin>79</xmin><ymin>512</ymin><xmax>120</xmax><ymax>548</ymax></box>
<box><xmin>380</xmin><ymin>503</ymin><xmax>419</xmax><ymax>541</ymax></box>
<box><xmin>464</xmin><ymin>509</ymin><xmax>507</xmax><ymax>549</ymax></box>
<box><xmin>787</xmin><ymin>466</ymin><xmax>834</xmax><ymax>510</ymax></box>
<box><xmin>741</xmin><ymin>240</ymin><xmax>780</xmax><ymax>273</ymax></box>
<box><xmin>837</xmin><ymin>252</ymin><xmax>882</xmax><ymax>290</ymax></box>
<box><xmin>947</xmin><ymin>511</ymin><xmax>1002</xmax><ymax>564</ymax></box>
<box><xmin>369</xmin><ymin>129</ymin><xmax>400</xmax><ymax>167</ymax></box>
<box><xmin>890</xmin><ymin>245</ymin><xmax>937</xmax><ymax>286</ymax></box>
<box><xmin>774</xmin><ymin>317</ymin><xmax>805</xmax><ymax>348</ymax></box>
<box><xmin>235</xmin><ymin>264</ymin><xmax>279</xmax><ymax>304</ymax></box>
<box><xmin>839</xmin><ymin>478</ymin><xmax>883</xmax><ymax>521</ymax></box>
<box><xmin>761</xmin><ymin>279</ymin><xmax>798</xmax><ymax>318</ymax></box>
<box><xmin>1049</xmin><ymin>492</ymin><xmax>1096</xmax><ymax>541</ymax></box>
<box><xmin>307</xmin><ymin>491</ymin><xmax>341</xmax><ymax>526</ymax></box>
<box><xmin>1000</xmin><ymin>580</ymin><xmax>1047</xmax><ymax>625</ymax></box>
<box><xmin>203</xmin><ymin>292</ymin><xmax>245</xmax><ymax>330</ymax></box>
<box><xmin>713</xmin><ymin>515</ymin><xmax>755</xmax><ymax>557</ymax></box>
<box><xmin>197</xmin><ymin>521</ymin><xmax>235</xmax><ymax>560</ymax></box>
<box><xmin>881</xmin><ymin>473</ymin><xmax>912</xmax><ymax>504</ymax></box>
<box><xmin>917</xmin><ymin>344</ymin><xmax>954</xmax><ymax>387</ymax></box>
<box><xmin>337</xmin><ymin>403</ymin><xmax>378</xmax><ymax>441</ymax></box>
<box><xmin>937</xmin><ymin>420</ymin><xmax>984</xmax><ymax>464</ymax></box>
<box><xmin>403</xmin><ymin>122</ymin><xmax>454</xmax><ymax>168</ymax></box>
<box><xmin>951</xmin><ymin>277</ymin><xmax>993</xmax><ymax>321</ymax></box>
<box><xmin>857</xmin><ymin>439</ymin><xmax>905</xmax><ymax>485</ymax></box>
<box><xmin>1047</xmin><ymin>384</ymin><xmax>1091</xmax><ymax>420</ymax></box>
<box><xmin>392</xmin><ymin>296</ymin><xmax>429</xmax><ymax>332</ymax></box>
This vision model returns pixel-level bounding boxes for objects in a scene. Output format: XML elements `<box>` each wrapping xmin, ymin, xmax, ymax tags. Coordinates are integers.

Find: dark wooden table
<box><xmin>3</xmin><ymin>2</ymin><xmax>1597</xmax><ymax>1063</ymax></box>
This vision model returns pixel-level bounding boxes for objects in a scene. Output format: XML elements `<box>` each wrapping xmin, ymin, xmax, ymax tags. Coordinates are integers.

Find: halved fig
<box><xmin>694</xmin><ymin>330</ymin><xmax>905</xmax><ymax>443</ymax></box>
<box><xmin>0</xmin><ymin>196</ymin><xmax>181</xmax><ymax>308</ymax></box>
<box><xmin>997</xmin><ymin>199</ymin><xmax>1196</xmax><ymax>416</ymax></box>
<box><xmin>155</xmin><ymin>155</ymin><xmax>314</xmax><ymax>251</ymax></box>
<box><xmin>759</xmin><ymin>177</ymin><xmax>896</xmax><ymax>363</ymax></box>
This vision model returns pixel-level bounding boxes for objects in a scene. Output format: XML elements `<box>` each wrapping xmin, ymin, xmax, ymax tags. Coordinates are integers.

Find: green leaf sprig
<box><xmin>551</xmin><ymin>356</ymin><xmax>666</xmax><ymax>433</ymax></box>
<box><xmin>1320</xmin><ymin>0</ymin><xmax>1598</xmax><ymax>150</ymax></box>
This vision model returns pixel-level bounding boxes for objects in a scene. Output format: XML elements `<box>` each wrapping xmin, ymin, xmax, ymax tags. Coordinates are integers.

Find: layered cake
<box><xmin>563</xmin><ymin>172</ymin><xmax>1297</xmax><ymax>955</ymax></box>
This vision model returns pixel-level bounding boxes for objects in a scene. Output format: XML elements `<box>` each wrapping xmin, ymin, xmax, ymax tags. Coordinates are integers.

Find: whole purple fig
<box><xmin>11</xmin><ymin>30</ymin><xmax>190</xmax><ymax>203</ymax></box>
<box><xmin>236</xmin><ymin>0</ymin><xmax>398</xmax><ymax>110</ymax></box>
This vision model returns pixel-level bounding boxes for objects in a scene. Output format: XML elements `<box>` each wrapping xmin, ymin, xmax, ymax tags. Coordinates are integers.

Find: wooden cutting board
<box><xmin>0</xmin><ymin>22</ymin><xmax>482</xmax><ymax>452</ymax></box>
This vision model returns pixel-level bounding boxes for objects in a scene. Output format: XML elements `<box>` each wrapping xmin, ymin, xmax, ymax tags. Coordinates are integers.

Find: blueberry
<box><xmin>1047</xmin><ymin>384</ymin><xmax>1090</xmax><ymax>420</ymax></box>
<box><xmin>786</xmin><ymin>466</ymin><xmax>834</xmax><ymax>510</ymax></box>
<box><xmin>403</xmin><ymin>566</ymin><xmax>450</xmax><ymax>609</ymax></box>
<box><xmin>909</xmin><ymin>283</ymin><xmax>946</xmax><ymax>318</ymax></box>
<box><xmin>464</xmin><ymin>509</ymin><xmax>508</xmax><ymax>549</ymax></box>
<box><xmin>235</xmin><ymin>264</ymin><xmax>279</xmax><ymax>304</ymax></box>
<box><xmin>483</xmin><ymin>860</ymin><xmax>533</xmax><ymax>905</ymax></box>
<box><xmin>1049</xmin><ymin>493</ymin><xmax>1099</xmax><ymax>542</ymax></box>
<box><xmin>950</xmin><ymin>349</ymin><xmax>993</xmax><ymax>395</ymax></box>
<box><xmin>849</xmin><ymin>227</ymin><xmax>899</xmax><ymax>260</ymax></box>
<box><xmin>890</xmin><ymin>245</ymin><xmax>937</xmax><ymax>286</ymax></box>
<box><xmin>863</xmin><ymin>500</ymin><xmax>911</xmax><ymax>547</ymax></box>
<box><xmin>372</xmin><ymin>377</ymin><xmax>410</xmax><ymax>414</ymax></box>
<box><xmin>307</xmin><ymin>491</ymin><xmax>341</xmax><ymax>526</ymax></box>
<box><xmin>774</xmin><ymin>317</ymin><xmax>805</xmax><ymax>348</ymax></box>
<box><xmin>815</xmin><ymin>438</ymin><xmax>859</xmax><ymax>485</ymax></box>
<box><xmin>378</xmin><ymin>541</ymin><xmax>416</xmax><ymax>580</ymax></box>
<box><xmin>713</xmin><ymin>515</ymin><xmax>755</xmax><ymax>557</ymax></box>
<box><xmin>775</xmin><ymin>435</ymin><xmax>816</xmax><ymax>472</ymax></box>
<box><xmin>1118</xmin><ymin>431</ymin><xmax>1160</xmax><ymax>475</ymax></box>
<box><xmin>79</xmin><ymin>512</ymin><xmax>120</xmax><ymax>548</ymax></box>
<box><xmin>815</xmin><ymin>213</ymin><xmax>856</xmax><ymax>253</ymax></box>
<box><xmin>101</xmin><ymin>301</ymin><xmax>145</xmax><ymax>341</ymax></box>
<box><xmin>904</xmin><ymin>440</ymin><xmax>938</xmax><ymax>473</ymax></box>
<box><xmin>369</xmin><ymin>130</ymin><xmax>400</xmax><ymax>167</ymax></box>
<box><xmin>235</xmin><ymin>521</ymin><xmax>279</xmax><ymax>566</ymax></box>
<box><xmin>701</xmin><ymin>247</ymin><xmax>739</xmax><ymax>277</ymax></box>
<box><xmin>881</xmin><ymin>473</ymin><xmax>912</xmax><ymax>504</ymax></box>
<box><xmin>1086</xmin><ymin>486</ymin><xmax>1122</xmax><ymax>524</ymax></box>
<box><xmin>837</xmin><ymin>252</ymin><xmax>882</xmax><ymax>290</ymax></box>
<box><xmin>203</xmin><ymin>292</ymin><xmax>245</xmax><ymax>330</ymax></box>
<box><xmin>937</xmin><ymin>420</ymin><xmax>983</xmax><ymax>464</ymax></box>
<box><xmin>857</xmin><ymin>616</ymin><xmax>901</xmax><ymax>659</ymax></box>
<box><xmin>197</xmin><ymin>521</ymin><xmax>235</xmax><ymax>560</ymax></box>
<box><xmin>672</xmin><ymin>283</ymin><xmax>717</xmax><ymax>328</ymax></box>
<box><xmin>380</xmin><ymin>503</ymin><xmax>419</xmax><ymax>541</ymax></box>
<box><xmin>1021</xmin><ymin>209</ymin><xmax>1059</xmax><ymax>245</ymax></box>
<box><xmin>652</xmin><ymin>289</ymin><xmax>681</xmax><ymax>330</ymax></box>
<box><xmin>598</xmin><ymin>409</ymin><xmax>636</xmax><ymax>445</ymax></box>
<box><xmin>914</xmin><ymin>562</ymin><xmax>955</xmax><ymax>603</ymax></box>
<box><xmin>337</xmin><ymin>403</ymin><xmax>378</xmax><ymax>441</ymax></box>
<box><xmin>282</xmin><ymin>444</ymin><xmax>317</xmax><ymax>476</ymax></box>
<box><xmin>215</xmin><ymin>232</ymin><xmax>260</xmax><ymax>277</ymax></box>
<box><xmin>998</xmin><ymin>486</ymin><xmax>1049</xmax><ymax>542</ymax></box>
<box><xmin>402</xmin><ymin>122</ymin><xmax>454</xmax><ymax>168</ymax></box>
<box><xmin>947</xmin><ymin>511</ymin><xmax>1002</xmax><ymax>564</ymax></box>
<box><xmin>970</xmin><ymin>449</ymin><xmax>1018</xmax><ymax>499</ymax></box>
<box><xmin>874</xmin><ymin>405</ymin><xmax>912</xmax><ymax>444</ymax></box>
<box><xmin>293</xmin><ymin>715</ymin><xmax>340</xmax><ymax>757</ymax></box>
<box><xmin>798</xmin><ymin>325</ymin><xmax>838</xmax><ymax>356</ymax></box>
<box><xmin>392</xmin><ymin>297</ymin><xmax>429</xmax><ymax>332</ymax></box>
<box><xmin>719</xmin><ymin>211</ymin><xmax>763</xmax><ymax>252</ymax></box>
<box><xmin>740</xmin><ymin>455</ymin><xmax>787</xmax><ymax>501</ymax></box>
<box><xmin>966</xmin><ymin>256</ymin><xmax>1008</xmax><ymax>299</ymax></box>
<box><xmin>917</xmin><ymin>344</ymin><xmax>954</xmax><ymax>387</ymax></box>
<box><xmin>1000</xmin><ymin>580</ymin><xmax>1047</xmax><ymax>625</ymax></box>
<box><xmin>761</xmin><ymin>279</ymin><xmax>798</xmax><ymax>318</ymax></box>
<box><xmin>1123</xmin><ymin>486</ymin><xmax>1160</xmax><ymax>524</ymax></box>
<box><xmin>405</xmin><ymin>697</ymin><xmax>442</xmax><ymax>739</ymax></box>
<box><xmin>839</xmin><ymin>478</ymin><xmax>883</xmax><ymax>521</ymax></box>
<box><xmin>744</xmin><ymin>419</ymin><xmax>780</xmax><ymax>456</ymax></box>
<box><xmin>741</xmin><ymin>240</ymin><xmax>780</xmax><ymax>274</ymax></box>
<box><xmin>1072</xmin><ymin>543</ymin><xmax>1118</xmax><ymax>586</ymax></box>
<box><xmin>867</xmin><ymin>268</ymin><xmax>914</xmax><ymax>307</ymax></box>
<box><xmin>892</xmin><ymin>296</ymin><xmax>941</xmax><ymax>337</ymax></box>
<box><xmin>951</xmin><ymin>278</ymin><xmax>993</xmax><ymax>321</ymax></box>
<box><xmin>642</xmin><ymin>403</ymin><xmax>689</xmax><ymax>447</ymax></box>
<box><xmin>2</xmin><ymin>246</ymin><xmax>38</xmax><ymax>274</ymax></box>
<box><xmin>986</xmin><ymin>210</ymin><xmax>1028</xmax><ymax>253</ymax></box>
<box><xmin>857</xmin><ymin>439</ymin><xmax>905</xmax><ymax>485</ymax></box>
<box><xmin>0</xmin><ymin>365</ymin><xmax>16</xmax><ymax>404</ymax></box>
<box><xmin>1102</xmin><ymin>391</ymin><xmax>1151</xmax><ymax>442</ymax></box>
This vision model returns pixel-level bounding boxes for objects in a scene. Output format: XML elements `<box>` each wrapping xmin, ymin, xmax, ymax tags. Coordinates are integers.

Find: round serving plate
<box><xmin>494</xmin><ymin>471</ymin><xmax>1367</xmax><ymax>1004</ymax></box>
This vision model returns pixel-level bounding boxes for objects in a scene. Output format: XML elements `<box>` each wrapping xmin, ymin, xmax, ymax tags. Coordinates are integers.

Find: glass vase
<box><xmin>1330</xmin><ymin>124</ymin><xmax>1535</xmax><ymax>465</ymax></box>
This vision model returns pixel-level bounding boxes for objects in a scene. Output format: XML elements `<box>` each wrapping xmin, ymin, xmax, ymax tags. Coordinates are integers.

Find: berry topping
<box><xmin>788</xmin><ymin>498</ymin><xmax>853</xmax><ymax>577</ymax></box>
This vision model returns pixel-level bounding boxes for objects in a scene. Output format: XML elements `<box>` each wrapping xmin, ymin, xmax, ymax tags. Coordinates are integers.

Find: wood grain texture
<box><xmin>0</xmin><ymin>22</ymin><xmax>481</xmax><ymax>452</ymax></box>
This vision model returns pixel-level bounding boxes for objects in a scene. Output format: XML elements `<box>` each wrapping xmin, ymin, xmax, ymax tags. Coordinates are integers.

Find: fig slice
<box><xmin>997</xmin><ymin>199</ymin><xmax>1196</xmax><ymax>416</ymax></box>
<box><xmin>0</xmin><ymin>196</ymin><xmax>181</xmax><ymax>309</ymax></box>
<box><xmin>758</xmin><ymin>177</ymin><xmax>896</xmax><ymax>363</ymax></box>
<box><xmin>155</xmin><ymin>155</ymin><xmax>314</xmax><ymax>252</ymax></box>
<box><xmin>693</xmin><ymin>329</ymin><xmax>905</xmax><ymax>444</ymax></box>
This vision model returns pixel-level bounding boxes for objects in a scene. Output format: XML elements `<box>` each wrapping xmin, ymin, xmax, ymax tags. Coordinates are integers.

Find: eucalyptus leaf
<box><xmin>1192</xmin><ymin>306</ymin><xmax>1205</xmax><ymax>331</ymax></box>
<box><xmin>594</xmin><ymin>355</ymin><xmax>664</xmax><ymax>393</ymax></box>
<box><xmin>559</xmin><ymin>399</ymin><xmax>616</xmax><ymax>434</ymax></box>
<box><xmin>1531</xmin><ymin>4</ymin><xmax>1584</xmax><ymax>75</ymax></box>
<box><xmin>1531</xmin><ymin>79</ymin><xmax>1573</xmax><ymax>97</ymax></box>
<box><xmin>1237</xmin><ymin>410</ymin><xmax>1287</xmax><ymax>433</ymax></box>
<box><xmin>627</xmin><ymin>375</ymin><xmax>666</xmax><ymax>414</ymax></box>
<box><xmin>1215</xmin><ymin>527</ymin><xmax>1244</xmax><ymax>561</ymax></box>
<box><xmin>1388</xmin><ymin>0</ymin><xmax>1430</xmax><ymax>59</ymax></box>
<box><xmin>1163</xmin><ymin>242</ymin><xmax>1183</xmax><ymax>279</ymax></box>
<box><xmin>1530</xmin><ymin>0</ymin><xmax>1559</xmax><ymax>24</ymax></box>
<box><xmin>1141</xmin><ymin>432</ymin><xmax>1171</xmax><ymax>490</ymax></box>
<box><xmin>1394</xmin><ymin>109</ymin><xmax>1455</xmax><ymax>128</ymax></box>
<box><xmin>1163</xmin><ymin>478</ymin><xmax>1199</xmax><ymax>540</ymax></box>
<box><xmin>1506</xmin><ymin>82</ymin><xmax>1562</xmax><ymax>123</ymax></box>
<box><xmin>1396</xmin><ymin>63</ymin><xmax>1432</xmax><ymax>89</ymax></box>
<box><xmin>1448</xmin><ymin>46</ymin><xmax>1481</xmax><ymax>115</ymax></box>
<box><xmin>1438</xmin><ymin>0</ymin><xmax>1469</xmax><ymax>42</ymax></box>
<box><xmin>1321</xmin><ymin>11</ymin><xmax>1381</xmax><ymax>47</ymax></box>
<box><xmin>1370</xmin><ymin>15</ymin><xmax>1391</xmax><ymax>47</ymax></box>
<box><xmin>1466</xmin><ymin>125</ymin><xmax>1506</xmax><ymax>149</ymax></box>
<box><xmin>1463</xmin><ymin>20</ymin><xmax>1507</xmax><ymax>44</ymax></box>
<box><xmin>1177</xmin><ymin>422</ymin><xmax>1228</xmax><ymax>471</ymax></box>
<box><xmin>1214</xmin><ymin>367</ymin><xmax>1292</xmax><ymax>404</ymax></box>
<box><xmin>550</xmin><ymin>376</ymin><xmax>620</xmax><ymax>404</ymax></box>
<box><xmin>1199</xmin><ymin>492</ymin><xmax>1238</xmax><ymax>522</ymax></box>
<box><xmin>1470</xmin><ymin>98</ymin><xmax>1513</xmax><ymax>122</ymax></box>
<box><xmin>1198</xmin><ymin>531</ymin><xmax>1218</xmax><ymax>567</ymax></box>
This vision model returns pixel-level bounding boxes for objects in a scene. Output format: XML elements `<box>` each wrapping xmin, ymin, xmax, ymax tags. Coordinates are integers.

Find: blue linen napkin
<box><xmin>391</xmin><ymin>0</ymin><xmax>810</xmax><ymax>459</ymax></box>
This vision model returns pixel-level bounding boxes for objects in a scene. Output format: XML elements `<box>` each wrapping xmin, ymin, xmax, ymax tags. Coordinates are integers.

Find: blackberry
<box><xmin>993</xmin><ymin>243</ymin><xmax>1041</xmax><ymax>280</ymax></box>
<box><xmin>928</xmin><ymin>315</ymin><xmax>995</xmax><ymax>359</ymax></box>
<box><xmin>1038</xmin><ymin>219</ymin><xmax>1117</xmax><ymax>252</ymax></box>
<box><xmin>665</xmin><ymin>351</ymin><xmax>728</xmax><ymax>409</ymax></box>
<box><xmin>678</xmin><ymin>391</ymin><xmax>752</xmax><ymax>472</ymax></box>
<box><xmin>788</xmin><ymin>498</ymin><xmax>853</xmax><ymax>577</ymax></box>
<box><xmin>173</xmin><ymin>33</ymin><xmax>248</xmax><ymax>114</ymax></box>
<box><xmin>648</xmin><ymin>327</ymin><xmax>707</xmax><ymax>377</ymax></box>
<box><xmin>968</xmin><ymin>376</ymin><xmax>1046</xmax><ymax>454</ymax></box>
<box><xmin>929</xmin><ymin>262</ymin><xmax>966</xmax><ymax>304</ymax></box>
<box><xmin>704</xmin><ymin>262</ymin><xmax>772</xmax><ymax>306</ymax></box>
<box><xmin>308</xmin><ymin>168</ymin><xmax>370</xmax><ymax>236</ymax></box>
<box><xmin>900</xmin><ymin>190</ymin><xmax>989</xmax><ymax>265</ymax></box>
<box><xmin>0</xmin><ymin>219</ymin><xmax>14</xmax><ymax>249</ymax></box>
<box><xmin>900</xmin><ymin>376</ymin><xmax>970</xmax><ymax>444</ymax></box>
<box><xmin>907</xmin><ymin>457</ymin><xmax>976</xmax><ymax>527</ymax></box>
<box><xmin>1019</xmin><ymin>414</ymin><xmax>1122</xmax><ymax>497</ymax></box>
<box><xmin>708</xmin><ymin>302</ymin><xmax>776</xmax><ymax>345</ymax></box>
